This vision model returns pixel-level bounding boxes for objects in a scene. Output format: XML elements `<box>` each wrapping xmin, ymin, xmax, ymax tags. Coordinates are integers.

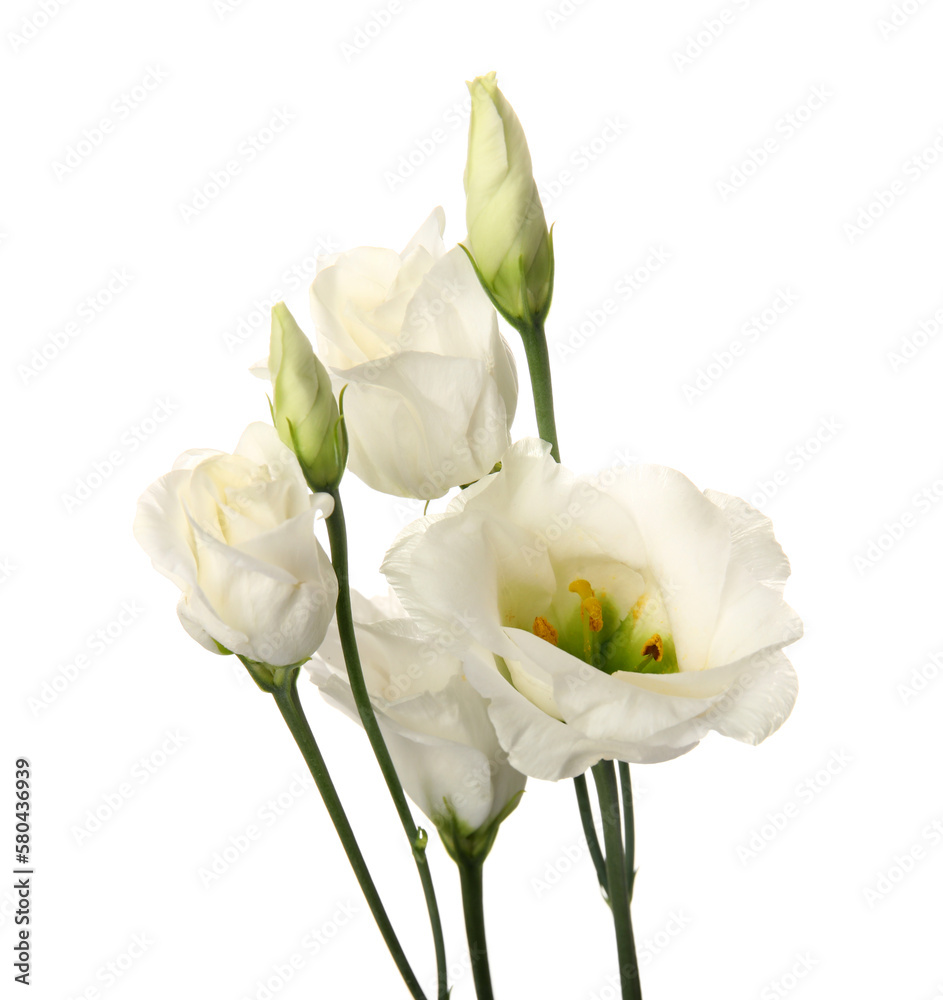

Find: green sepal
<box><xmin>460</xmin><ymin>238</ymin><xmax>555</xmax><ymax>339</ymax></box>
<box><xmin>433</xmin><ymin>790</ymin><xmax>524</xmax><ymax>867</ymax></box>
<box><xmin>538</xmin><ymin>222</ymin><xmax>556</xmax><ymax>326</ymax></box>
<box><xmin>286</xmin><ymin>408</ymin><xmax>348</xmax><ymax>494</ymax></box>
<box><xmin>237</xmin><ymin>655</ymin><xmax>308</xmax><ymax>694</ymax></box>
<box><xmin>459</xmin><ymin>243</ymin><xmax>530</xmax><ymax>336</ymax></box>
<box><xmin>459</xmin><ymin>461</ymin><xmax>503</xmax><ymax>491</ymax></box>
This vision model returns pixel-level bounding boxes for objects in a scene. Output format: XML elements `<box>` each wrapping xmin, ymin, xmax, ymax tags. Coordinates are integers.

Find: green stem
<box><xmin>269</xmin><ymin>669</ymin><xmax>427</xmax><ymax>1000</ymax></box>
<box><xmin>458</xmin><ymin>860</ymin><xmax>494</xmax><ymax>1000</ymax></box>
<box><xmin>520</xmin><ymin>318</ymin><xmax>560</xmax><ymax>463</ymax></box>
<box><xmin>618</xmin><ymin>762</ymin><xmax>636</xmax><ymax>902</ymax></box>
<box><xmin>325</xmin><ymin>487</ymin><xmax>448</xmax><ymax>1000</ymax></box>
<box><xmin>592</xmin><ymin>762</ymin><xmax>642</xmax><ymax>1000</ymax></box>
<box><xmin>573</xmin><ymin>773</ymin><xmax>609</xmax><ymax>899</ymax></box>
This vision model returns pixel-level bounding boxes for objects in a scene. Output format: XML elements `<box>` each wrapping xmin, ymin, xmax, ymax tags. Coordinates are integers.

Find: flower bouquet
<box><xmin>135</xmin><ymin>72</ymin><xmax>801</xmax><ymax>999</ymax></box>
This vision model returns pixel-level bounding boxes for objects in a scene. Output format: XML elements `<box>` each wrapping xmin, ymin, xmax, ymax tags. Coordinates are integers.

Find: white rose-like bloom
<box><xmin>382</xmin><ymin>440</ymin><xmax>803</xmax><ymax>781</ymax></box>
<box><xmin>309</xmin><ymin>207</ymin><xmax>518</xmax><ymax>499</ymax></box>
<box><xmin>134</xmin><ymin>423</ymin><xmax>338</xmax><ymax>667</ymax></box>
<box><xmin>307</xmin><ymin>590</ymin><xmax>526</xmax><ymax>848</ymax></box>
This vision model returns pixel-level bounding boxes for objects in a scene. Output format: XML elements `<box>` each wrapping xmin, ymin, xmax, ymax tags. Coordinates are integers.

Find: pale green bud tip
<box><xmin>268</xmin><ymin>303</ymin><xmax>347</xmax><ymax>490</ymax></box>
<box><xmin>468</xmin><ymin>69</ymin><xmax>497</xmax><ymax>92</ymax></box>
<box><xmin>463</xmin><ymin>71</ymin><xmax>554</xmax><ymax>329</ymax></box>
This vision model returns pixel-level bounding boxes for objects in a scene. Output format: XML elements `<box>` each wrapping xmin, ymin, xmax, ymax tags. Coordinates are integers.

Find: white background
<box><xmin>3</xmin><ymin>0</ymin><xmax>942</xmax><ymax>997</ymax></box>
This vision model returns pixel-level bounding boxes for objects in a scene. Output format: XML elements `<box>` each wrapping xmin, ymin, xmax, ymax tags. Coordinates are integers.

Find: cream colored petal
<box><xmin>338</xmin><ymin>351</ymin><xmax>510</xmax><ymax>498</ymax></box>
<box><xmin>605</xmin><ymin>465</ymin><xmax>732</xmax><ymax>670</ymax></box>
<box><xmin>310</xmin><ymin>246</ymin><xmax>406</xmax><ymax>367</ymax></box>
<box><xmin>132</xmin><ymin>469</ymin><xmax>198</xmax><ymax>592</ymax></box>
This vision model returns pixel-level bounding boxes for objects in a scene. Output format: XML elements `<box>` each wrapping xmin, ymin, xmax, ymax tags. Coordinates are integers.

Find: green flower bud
<box><xmin>269</xmin><ymin>302</ymin><xmax>347</xmax><ymax>491</ymax></box>
<box><xmin>464</xmin><ymin>71</ymin><xmax>554</xmax><ymax>330</ymax></box>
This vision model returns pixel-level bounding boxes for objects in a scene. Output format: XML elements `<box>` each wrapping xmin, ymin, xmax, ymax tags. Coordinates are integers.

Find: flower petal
<box><xmin>337</xmin><ymin>352</ymin><xmax>510</xmax><ymax>498</ymax></box>
<box><xmin>132</xmin><ymin>469</ymin><xmax>198</xmax><ymax>591</ymax></box>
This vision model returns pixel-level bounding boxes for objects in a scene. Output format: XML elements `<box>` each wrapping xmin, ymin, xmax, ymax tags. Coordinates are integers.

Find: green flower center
<box><xmin>531</xmin><ymin>576</ymin><xmax>679</xmax><ymax>676</ymax></box>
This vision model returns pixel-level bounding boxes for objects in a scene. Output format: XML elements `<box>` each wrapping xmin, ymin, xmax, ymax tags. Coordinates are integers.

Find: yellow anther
<box><xmin>533</xmin><ymin>616</ymin><xmax>559</xmax><ymax>646</ymax></box>
<box><xmin>641</xmin><ymin>634</ymin><xmax>664</xmax><ymax>662</ymax></box>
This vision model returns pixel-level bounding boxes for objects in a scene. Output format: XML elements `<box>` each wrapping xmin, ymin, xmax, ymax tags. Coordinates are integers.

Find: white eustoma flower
<box><xmin>134</xmin><ymin>423</ymin><xmax>338</xmax><ymax>667</ymax></box>
<box><xmin>383</xmin><ymin>439</ymin><xmax>803</xmax><ymax>781</ymax></box>
<box><xmin>309</xmin><ymin>207</ymin><xmax>518</xmax><ymax>500</ymax></box>
<box><xmin>307</xmin><ymin>590</ymin><xmax>526</xmax><ymax>849</ymax></box>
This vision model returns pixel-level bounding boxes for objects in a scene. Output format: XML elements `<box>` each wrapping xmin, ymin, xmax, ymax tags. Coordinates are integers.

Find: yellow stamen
<box><xmin>569</xmin><ymin>578</ymin><xmax>604</xmax><ymax>660</ymax></box>
<box><xmin>533</xmin><ymin>616</ymin><xmax>559</xmax><ymax>646</ymax></box>
<box><xmin>641</xmin><ymin>634</ymin><xmax>663</xmax><ymax>662</ymax></box>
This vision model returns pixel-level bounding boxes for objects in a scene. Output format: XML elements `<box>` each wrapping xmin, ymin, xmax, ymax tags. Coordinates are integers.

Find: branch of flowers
<box><xmin>264</xmin><ymin>665</ymin><xmax>428</xmax><ymax>1000</ymax></box>
<box><xmin>457</xmin><ymin>858</ymin><xmax>495</xmax><ymax>1000</ymax></box>
<box><xmin>618</xmin><ymin>762</ymin><xmax>637</xmax><ymax>903</ymax></box>
<box><xmin>592</xmin><ymin>761</ymin><xmax>642</xmax><ymax>1000</ymax></box>
<box><xmin>573</xmin><ymin>774</ymin><xmax>610</xmax><ymax>900</ymax></box>
<box><xmin>325</xmin><ymin>487</ymin><xmax>449</xmax><ymax>1000</ymax></box>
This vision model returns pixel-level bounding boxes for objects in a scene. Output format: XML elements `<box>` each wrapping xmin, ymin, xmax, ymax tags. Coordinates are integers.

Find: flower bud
<box><xmin>269</xmin><ymin>301</ymin><xmax>347</xmax><ymax>491</ymax></box>
<box><xmin>464</xmin><ymin>71</ymin><xmax>553</xmax><ymax>329</ymax></box>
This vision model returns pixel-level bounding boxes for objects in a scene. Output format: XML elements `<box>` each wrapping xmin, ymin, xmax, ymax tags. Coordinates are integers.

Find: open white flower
<box><xmin>307</xmin><ymin>590</ymin><xmax>526</xmax><ymax>852</ymax></box>
<box><xmin>383</xmin><ymin>439</ymin><xmax>802</xmax><ymax>781</ymax></box>
<box><xmin>309</xmin><ymin>207</ymin><xmax>518</xmax><ymax>499</ymax></box>
<box><xmin>134</xmin><ymin>423</ymin><xmax>337</xmax><ymax>667</ymax></box>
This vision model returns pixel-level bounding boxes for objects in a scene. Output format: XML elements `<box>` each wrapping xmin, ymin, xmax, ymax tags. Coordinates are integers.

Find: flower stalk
<box><xmin>457</xmin><ymin>858</ymin><xmax>494</xmax><ymax>1000</ymax></box>
<box><xmin>574</xmin><ymin>774</ymin><xmax>609</xmax><ymax>900</ymax></box>
<box><xmin>252</xmin><ymin>662</ymin><xmax>428</xmax><ymax>1000</ymax></box>
<box><xmin>619</xmin><ymin>762</ymin><xmax>637</xmax><ymax>903</ymax></box>
<box><xmin>592</xmin><ymin>761</ymin><xmax>642</xmax><ymax>1000</ymax></box>
<box><xmin>324</xmin><ymin>486</ymin><xmax>449</xmax><ymax>1000</ymax></box>
<box><xmin>519</xmin><ymin>317</ymin><xmax>560</xmax><ymax>463</ymax></box>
